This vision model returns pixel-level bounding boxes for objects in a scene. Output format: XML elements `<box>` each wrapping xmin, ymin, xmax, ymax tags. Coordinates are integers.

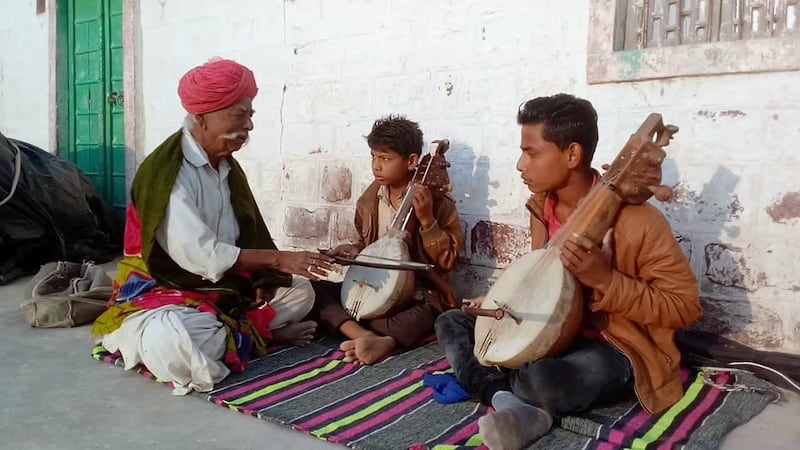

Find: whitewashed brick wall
<box><xmin>134</xmin><ymin>0</ymin><xmax>800</xmax><ymax>354</ymax></box>
<box><xmin>3</xmin><ymin>0</ymin><xmax>798</xmax><ymax>353</ymax></box>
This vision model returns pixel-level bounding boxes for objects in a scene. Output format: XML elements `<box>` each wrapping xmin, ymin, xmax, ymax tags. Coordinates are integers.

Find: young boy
<box><xmin>312</xmin><ymin>115</ymin><xmax>465</xmax><ymax>365</ymax></box>
<box><xmin>435</xmin><ymin>94</ymin><xmax>702</xmax><ymax>450</ymax></box>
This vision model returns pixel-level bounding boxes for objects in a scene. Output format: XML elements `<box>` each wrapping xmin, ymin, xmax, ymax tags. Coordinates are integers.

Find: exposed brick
<box><xmin>470</xmin><ymin>221</ymin><xmax>530</xmax><ymax>267</ymax></box>
<box><xmin>695</xmin><ymin>297</ymin><xmax>784</xmax><ymax>350</ymax></box>
<box><xmin>766</xmin><ymin>191</ymin><xmax>800</xmax><ymax>224</ymax></box>
<box><xmin>320</xmin><ymin>165</ymin><xmax>352</xmax><ymax>202</ymax></box>
<box><xmin>283</xmin><ymin>207</ymin><xmax>330</xmax><ymax>239</ymax></box>
<box><xmin>334</xmin><ymin>208</ymin><xmax>360</xmax><ymax>243</ymax></box>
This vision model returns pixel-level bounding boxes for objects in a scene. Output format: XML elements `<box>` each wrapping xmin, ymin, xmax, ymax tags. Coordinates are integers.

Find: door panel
<box><xmin>66</xmin><ymin>0</ymin><xmax>125</xmax><ymax>224</ymax></box>
<box><xmin>69</xmin><ymin>0</ymin><xmax>106</xmax><ymax>196</ymax></box>
<box><xmin>106</xmin><ymin>0</ymin><xmax>126</xmax><ymax>221</ymax></box>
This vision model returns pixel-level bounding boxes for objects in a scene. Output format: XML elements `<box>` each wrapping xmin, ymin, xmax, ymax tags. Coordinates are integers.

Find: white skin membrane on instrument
<box><xmin>340</xmin><ymin>230</ymin><xmax>416</xmax><ymax>320</ymax></box>
<box><xmin>474</xmin><ymin>248</ymin><xmax>577</xmax><ymax>368</ymax></box>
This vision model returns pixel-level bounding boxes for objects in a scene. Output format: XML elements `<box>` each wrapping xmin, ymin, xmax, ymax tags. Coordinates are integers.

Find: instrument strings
<box><xmin>394</xmin><ymin>156</ymin><xmax>435</xmax><ymax>231</ymax></box>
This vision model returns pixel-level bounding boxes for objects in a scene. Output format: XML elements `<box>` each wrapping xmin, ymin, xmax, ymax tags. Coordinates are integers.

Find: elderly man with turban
<box><xmin>92</xmin><ymin>59</ymin><xmax>333</xmax><ymax>394</ymax></box>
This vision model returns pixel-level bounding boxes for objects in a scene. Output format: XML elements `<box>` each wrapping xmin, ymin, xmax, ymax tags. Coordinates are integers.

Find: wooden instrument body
<box><xmin>340</xmin><ymin>140</ymin><xmax>453</xmax><ymax>321</ymax></box>
<box><xmin>340</xmin><ymin>229</ymin><xmax>416</xmax><ymax>320</ymax></box>
<box><xmin>472</xmin><ymin>113</ymin><xmax>678</xmax><ymax>369</ymax></box>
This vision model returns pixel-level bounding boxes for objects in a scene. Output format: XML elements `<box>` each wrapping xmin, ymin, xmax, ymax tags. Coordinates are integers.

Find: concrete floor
<box><xmin>1</xmin><ymin>261</ymin><xmax>798</xmax><ymax>450</ymax></box>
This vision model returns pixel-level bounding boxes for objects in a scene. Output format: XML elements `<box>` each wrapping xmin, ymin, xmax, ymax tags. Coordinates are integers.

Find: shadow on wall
<box><xmin>447</xmin><ymin>141</ymin><xmax>761</xmax><ymax>346</ymax></box>
<box><xmin>659</xmin><ymin>161</ymin><xmax>777</xmax><ymax>348</ymax></box>
<box><xmin>446</xmin><ymin>140</ymin><xmax>506</xmax><ymax>300</ymax></box>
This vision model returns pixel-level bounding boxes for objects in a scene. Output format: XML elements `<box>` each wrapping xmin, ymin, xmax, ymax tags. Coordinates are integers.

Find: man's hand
<box><xmin>326</xmin><ymin>244</ymin><xmax>362</xmax><ymax>259</ymax></box>
<box><xmin>276</xmin><ymin>251</ymin><xmax>335</xmax><ymax>281</ymax></box>
<box><xmin>411</xmin><ymin>183</ymin><xmax>436</xmax><ymax>230</ymax></box>
<box><xmin>560</xmin><ymin>230</ymin><xmax>614</xmax><ymax>293</ymax></box>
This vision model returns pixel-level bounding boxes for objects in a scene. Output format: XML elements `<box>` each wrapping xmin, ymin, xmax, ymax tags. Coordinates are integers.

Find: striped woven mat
<box><xmin>92</xmin><ymin>337</ymin><xmax>776</xmax><ymax>449</ymax></box>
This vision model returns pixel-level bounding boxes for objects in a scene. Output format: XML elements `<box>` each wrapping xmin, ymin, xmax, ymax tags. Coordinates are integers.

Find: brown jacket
<box><xmin>527</xmin><ymin>192</ymin><xmax>702</xmax><ymax>414</ymax></box>
<box><xmin>355</xmin><ymin>182</ymin><xmax>465</xmax><ymax>309</ymax></box>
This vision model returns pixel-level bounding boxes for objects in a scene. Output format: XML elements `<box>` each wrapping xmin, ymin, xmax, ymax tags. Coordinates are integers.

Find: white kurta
<box><xmin>103</xmin><ymin>128</ymin><xmax>315</xmax><ymax>394</ymax></box>
<box><xmin>155</xmin><ymin>129</ymin><xmax>240</xmax><ymax>283</ymax></box>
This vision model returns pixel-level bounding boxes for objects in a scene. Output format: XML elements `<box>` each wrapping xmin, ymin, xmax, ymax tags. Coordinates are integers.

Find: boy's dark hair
<box><xmin>366</xmin><ymin>114</ymin><xmax>424</xmax><ymax>158</ymax></box>
<box><xmin>517</xmin><ymin>94</ymin><xmax>598</xmax><ymax>168</ymax></box>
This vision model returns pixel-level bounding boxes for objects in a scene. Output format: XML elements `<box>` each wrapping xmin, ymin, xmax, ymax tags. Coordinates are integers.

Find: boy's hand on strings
<box><xmin>560</xmin><ymin>230</ymin><xmax>614</xmax><ymax>294</ymax></box>
<box><xmin>412</xmin><ymin>183</ymin><xmax>435</xmax><ymax>229</ymax></box>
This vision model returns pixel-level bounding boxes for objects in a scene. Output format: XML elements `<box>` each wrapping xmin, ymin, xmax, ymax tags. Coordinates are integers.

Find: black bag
<box><xmin>0</xmin><ymin>132</ymin><xmax>120</xmax><ymax>284</ymax></box>
<box><xmin>677</xmin><ymin>329</ymin><xmax>800</xmax><ymax>393</ymax></box>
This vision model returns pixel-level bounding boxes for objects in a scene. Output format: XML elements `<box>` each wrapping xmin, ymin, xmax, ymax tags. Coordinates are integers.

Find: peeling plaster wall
<box><xmin>0</xmin><ymin>0</ymin><xmax>51</xmax><ymax>149</ymax></box>
<box><xmin>130</xmin><ymin>0</ymin><xmax>800</xmax><ymax>352</ymax></box>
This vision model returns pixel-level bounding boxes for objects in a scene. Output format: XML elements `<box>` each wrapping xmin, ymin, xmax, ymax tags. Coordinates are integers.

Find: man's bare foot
<box><xmin>272</xmin><ymin>320</ymin><xmax>317</xmax><ymax>346</ymax></box>
<box><xmin>340</xmin><ymin>335</ymin><xmax>396</xmax><ymax>365</ymax></box>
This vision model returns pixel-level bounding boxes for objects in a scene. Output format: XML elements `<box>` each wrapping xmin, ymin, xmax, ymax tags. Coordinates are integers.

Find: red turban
<box><xmin>177</xmin><ymin>59</ymin><xmax>258</xmax><ymax>114</ymax></box>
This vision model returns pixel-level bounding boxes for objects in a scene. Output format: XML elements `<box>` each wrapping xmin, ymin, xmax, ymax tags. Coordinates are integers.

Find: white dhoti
<box><xmin>267</xmin><ymin>276</ymin><xmax>315</xmax><ymax>329</ymax></box>
<box><xmin>102</xmin><ymin>276</ymin><xmax>315</xmax><ymax>395</ymax></box>
<box><xmin>102</xmin><ymin>305</ymin><xmax>229</xmax><ymax>395</ymax></box>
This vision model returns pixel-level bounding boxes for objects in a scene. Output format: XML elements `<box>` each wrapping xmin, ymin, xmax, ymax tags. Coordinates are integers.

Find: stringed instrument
<box><xmin>467</xmin><ymin>114</ymin><xmax>677</xmax><ymax>368</ymax></box>
<box><xmin>340</xmin><ymin>140</ymin><xmax>453</xmax><ymax>320</ymax></box>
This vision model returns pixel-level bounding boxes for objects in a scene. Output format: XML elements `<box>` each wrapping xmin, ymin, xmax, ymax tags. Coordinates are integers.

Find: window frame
<box><xmin>587</xmin><ymin>0</ymin><xmax>800</xmax><ymax>84</ymax></box>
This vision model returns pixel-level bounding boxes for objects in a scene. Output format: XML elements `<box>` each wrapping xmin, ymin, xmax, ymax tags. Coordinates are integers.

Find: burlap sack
<box><xmin>20</xmin><ymin>261</ymin><xmax>112</xmax><ymax>328</ymax></box>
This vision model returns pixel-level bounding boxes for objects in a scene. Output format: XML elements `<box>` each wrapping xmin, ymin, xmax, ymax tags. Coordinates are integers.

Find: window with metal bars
<box><xmin>619</xmin><ymin>0</ymin><xmax>798</xmax><ymax>50</ymax></box>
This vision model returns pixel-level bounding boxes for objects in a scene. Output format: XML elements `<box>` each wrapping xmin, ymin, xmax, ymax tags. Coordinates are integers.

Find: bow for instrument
<box><xmin>465</xmin><ymin>114</ymin><xmax>677</xmax><ymax>368</ymax></box>
<box><xmin>339</xmin><ymin>140</ymin><xmax>453</xmax><ymax>320</ymax></box>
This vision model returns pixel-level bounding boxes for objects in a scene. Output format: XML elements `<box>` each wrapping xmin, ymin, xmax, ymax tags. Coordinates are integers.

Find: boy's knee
<box><xmin>434</xmin><ymin>310</ymin><xmax>456</xmax><ymax>338</ymax></box>
<box><xmin>435</xmin><ymin>308</ymin><xmax>469</xmax><ymax>331</ymax></box>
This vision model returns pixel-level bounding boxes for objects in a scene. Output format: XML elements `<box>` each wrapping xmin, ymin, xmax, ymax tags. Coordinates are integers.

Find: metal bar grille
<box><xmin>620</xmin><ymin>0</ymin><xmax>798</xmax><ymax>49</ymax></box>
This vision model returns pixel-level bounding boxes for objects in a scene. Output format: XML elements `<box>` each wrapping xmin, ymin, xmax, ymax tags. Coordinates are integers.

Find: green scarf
<box><xmin>131</xmin><ymin>130</ymin><xmax>291</xmax><ymax>298</ymax></box>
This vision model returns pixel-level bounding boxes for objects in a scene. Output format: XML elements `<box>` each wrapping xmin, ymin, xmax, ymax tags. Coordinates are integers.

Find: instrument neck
<box><xmin>390</xmin><ymin>157</ymin><xmax>435</xmax><ymax>232</ymax></box>
<box><xmin>548</xmin><ymin>181</ymin><xmax>623</xmax><ymax>250</ymax></box>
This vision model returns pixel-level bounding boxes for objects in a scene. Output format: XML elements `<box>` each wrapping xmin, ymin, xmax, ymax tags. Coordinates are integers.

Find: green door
<box><xmin>64</xmin><ymin>0</ymin><xmax>125</xmax><ymax>223</ymax></box>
